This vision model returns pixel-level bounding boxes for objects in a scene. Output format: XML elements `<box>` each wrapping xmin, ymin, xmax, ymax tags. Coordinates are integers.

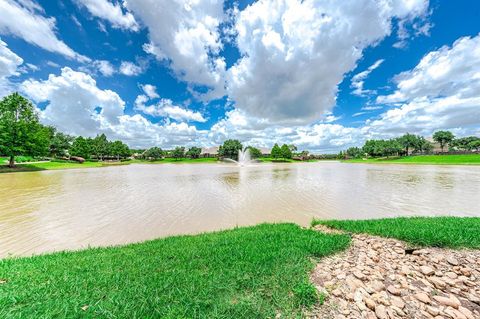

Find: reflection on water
<box><xmin>1</xmin><ymin>162</ymin><xmax>479</xmax><ymax>257</ymax></box>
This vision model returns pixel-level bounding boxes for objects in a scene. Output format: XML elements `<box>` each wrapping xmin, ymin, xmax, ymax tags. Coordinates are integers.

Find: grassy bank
<box><xmin>0</xmin><ymin>223</ymin><xmax>349</xmax><ymax>318</ymax></box>
<box><xmin>312</xmin><ymin>217</ymin><xmax>480</xmax><ymax>249</ymax></box>
<box><xmin>344</xmin><ymin>154</ymin><xmax>480</xmax><ymax>165</ymax></box>
<box><xmin>0</xmin><ymin>161</ymin><xmax>125</xmax><ymax>173</ymax></box>
<box><xmin>0</xmin><ymin>158</ymin><xmax>220</xmax><ymax>174</ymax></box>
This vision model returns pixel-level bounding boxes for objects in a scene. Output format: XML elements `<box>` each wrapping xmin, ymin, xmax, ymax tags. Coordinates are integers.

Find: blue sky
<box><xmin>0</xmin><ymin>0</ymin><xmax>479</xmax><ymax>152</ymax></box>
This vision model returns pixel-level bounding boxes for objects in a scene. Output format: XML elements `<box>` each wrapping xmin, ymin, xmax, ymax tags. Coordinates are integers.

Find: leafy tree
<box><xmin>451</xmin><ymin>136</ymin><xmax>480</xmax><ymax>151</ymax></box>
<box><xmin>398</xmin><ymin>133</ymin><xmax>420</xmax><ymax>155</ymax></box>
<box><xmin>144</xmin><ymin>147</ymin><xmax>164</xmax><ymax>160</ymax></box>
<box><xmin>346</xmin><ymin>147</ymin><xmax>363</xmax><ymax>159</ymax></box>
<box><xmin>281</xmin><ymin>144</ymin><xmax>292</xmax><ymax>159</ymax></box>
<box><xmin>414</xmin><ymin>137</ymin><xmax>433</xmax><ymax>154</ymax></box>
<box><xmin>0</xmin><ymin>93</ymin><xmax>48</xmax><ymax>167</ymax></box>
<box><xmin>288</xmin><ymin>144</ymin><xmax>297</xmax><ymax>152</ymax></box>
<box><xmin>110</xmin><ymin>140</ymin><xmax>130</xmax><ymax>160</ymax></box>
<box><xmin>218</xmin><ymin>139</ymin><xmax>243</xmax><ymax>160</ymax></box>
<box><xmin>246</xmin><ymin>146</ymin><xmax>262</xmax><ymax>159</ymax></box>
<box><xmin>172</xmin><ymin>146</ymin><xmax>185</xmax><ymax>160</ymax></box>
<box><xmin>469</xmin><ymin>139</ymin><xmax>480</xmax><ymax>151</ymax></box>
<box><xmin>49</xmin><ymin>128</ymin><xmax>74</xmax><ymax>157</ymax></box>
<box><xmin>433</xmin><ymin>131</ymin><xmax>455</xmax><ymax>153</ymax></box>
<box><xmin>271</xmin><ymin>143</ymin><xmax>282</xmax><ymax>159</ymax></box>
<box><xmin>70</xmin><ymin>136</ymin><xmax>92</xmax><ymax>159</ymax></box>
<box><xmin>93</xmin><ymin>134</ymin><xmax>108</xmax><ymax>160</ymax></box>
<box><xmin>186</xmin><ymin>146</ymin><xmax>202</xmax><ymax>159</ymax></box>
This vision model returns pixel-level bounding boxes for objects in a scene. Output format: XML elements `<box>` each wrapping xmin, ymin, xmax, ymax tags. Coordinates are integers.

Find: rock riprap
<box><xmin>309</xmin><ymin>226</ymin><xmax>480</xmax><ymax>319</ymax></box>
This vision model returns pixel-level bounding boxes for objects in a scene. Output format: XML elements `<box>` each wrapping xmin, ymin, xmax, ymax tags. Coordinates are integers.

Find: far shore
<box><xmin>343</xmin><ymin>153</ymin><xmax>480</xmax><ymax>165</ymax></box>
<box><xmin>1</xmin><ymin>153</ymin><xmax>480</xmax><ymax>174</ymax></box>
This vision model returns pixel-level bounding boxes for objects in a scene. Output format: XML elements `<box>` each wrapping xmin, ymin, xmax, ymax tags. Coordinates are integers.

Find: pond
<box><xmin>1</xmin><ymin>162</ymin><xmax>479</xmax><ymax>257</ymax></box>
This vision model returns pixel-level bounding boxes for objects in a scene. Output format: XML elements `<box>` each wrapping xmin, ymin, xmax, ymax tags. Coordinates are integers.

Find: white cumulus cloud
<box><xmin>227</xmin><ymin>0</ymin><xmax>429</xmax><ymax>125</ymax></box>
<box><xmin>75</xmin><ymin>0</ymin><xmax>139</xmax><ymax>31</ymax></box>
<box><xmin>126</xmin><ymin>0</ymin><xmax>226</xmax><ymax>97</ymax></box>
<box><xmin>119</xmin><ymin>61</ymin><xmax>143</xmax><ymax>76</ymax></box>
<box><xmin>0</xmin><ymin>39</ymin><xmax>24</xmax><ymax>98</ymax></box>
<box><xmin>0</xmin><ymin>0</ymin><xmax>88</xmax><ymax>62</ymax></box>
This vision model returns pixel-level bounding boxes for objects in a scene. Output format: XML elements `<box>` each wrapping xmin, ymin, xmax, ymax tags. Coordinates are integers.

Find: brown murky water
<box><xmin>1</xmin><ymin>162</ymin><xmax>479</xmax><ymax>257</ymax></box>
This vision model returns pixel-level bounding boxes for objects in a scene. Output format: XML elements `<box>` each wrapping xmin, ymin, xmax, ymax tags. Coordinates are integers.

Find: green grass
<box><xmin>0</xmin><ymin>161</ymin><xmax>106</xmax><ymax>173</ymax></box>
<box><xmin>312</xmin><ymin>217</ymin><xmax>480</xmax><ymax>249</ymax></box>
<box><xmin>0</xmin><ymin>158</ymin><xmax>219</xmax><ymax>174</ymax></box>
<box><xmin>344</xmin><ymin>154</ymin><xmax>480</xmax><ymax>165</ymax></box>
<box><xmin>258</xmin><ymin>157</ymin><xmax>294</xmax><ymax>163</ymax></box>
<box><xmin>0</xmin><ymin>223</ymin><xmax>350</xmax><ymax>318</ymax></box>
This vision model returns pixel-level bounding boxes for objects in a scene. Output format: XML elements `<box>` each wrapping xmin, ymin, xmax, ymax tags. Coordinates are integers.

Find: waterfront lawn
<box><xmin>312</xmin><ymin>217</ymin><xmax>480</xmax><ymax>249</ymax></box>
<box><xmin>0</xmin><ymin>161</ymin><xmax>106</xmax><ymax>173</ymax></box>
<box><xmin>345</xmin><ymin>154</ymin><xmax>480</xmax><ymax>165</ymax></box>
<box><xmin>0</xmin><ymin>223</ymin><xmax>350</xmax><ymax>318</ymax></box>
<box><xmin>258</xmin><ymin>157</ymin><xmax>294</xmax><ymax>163</ymax></box>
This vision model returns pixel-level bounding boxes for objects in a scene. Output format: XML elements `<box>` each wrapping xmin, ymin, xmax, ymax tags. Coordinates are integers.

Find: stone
<box><xmin>375</xmin><ymin>305</ymin><xmax>388</xmax><ymax>319</ymax></box>
<box><xmin>420</xmin><ymin>266</ymin><xmax>435</xmax><ymax>276</ymax></box>
<box><xmin>458</xmin><ymin>306</ymin><xmax>474</xmax><ymax>319</ymax></box>
<box><xmin>426</xmin><ymin>306</ymin><xmax>440</xmax><ymax>316</ymax></box>
<box><xmin>391</xmin><ymin>296</ymin><xmax>405</xmax><ymax>309</ymax></box>
<box><xmin>364</xmin><ymin>298</ymin><xmax>376</xmax><ymax>311</ymax></box>
<box><xmin>415</xmin><ymin>292</ymin><xmax>431</xmax><ymax>304</ymax></box>
<box><xmin>445</xmin><ymin>272</ymin><xmax>458</xmax><ymax>279</ymax></box>
<box><xmin>354</xmin><ymin>271</ymin><xmax>365</xmax><ymax>280</ymax></box>
<box><xmin>444</xmin><ymin>307</ymin><xmax>467</xmax><ymax>319</ymax></box>
<box><xmin>432</xmin><ymin>295</ymin><xmax>461</xmax><ymax>309</ymax></box>
<box><xmin>369</xmin><ymin>280</ymin><xmax>385</xmax><ymax>292</ymax></box>
<box><xmin>428</xmin><ymin>277</ymin><xmax>446</xmax><ymax>289</ymax></box>
<box><xmin>447</xmin><ymin>257</ymin><xmax>459</xmax><ymax>266</ymax></box>
<box><xmin>332</xmin><ymin>289</ymin><xmax>342</xmax><ymax>297</ymax></box>
<box><xmin>387</xmin><ymin>285</ymin><xmax>401</xmax><ymax>296</ymax></box>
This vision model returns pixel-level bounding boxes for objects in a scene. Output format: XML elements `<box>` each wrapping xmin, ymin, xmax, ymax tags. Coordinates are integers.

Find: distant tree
<box><xmin>281</xmin><ymin>144</ymin><xmax>292</xmax><ymax>159</ymax></box>
<box><xmin>70</xmin><ymin>136</ymin><xmax>92</xmax><ymax>159</ymax></box>
<box><xmin>144</xmin><ymin>147</ymin><xmax>163</xmax><ymax>160</ymax></box>
<box><xmin>451</xmin><ymin>136</ymin><xmax>480</xmax><ymax>151</ymax></box>
<box><xmin>93</xmin><ymin>134</ymin><xmax>110</xmax><ymax>160</ymax></box>
<box><xmin>172</xmin><ymin>146</ymin><xmax>185</xmax><ymax>160</ymax></box>
<box><xmin>433</xmin><ymin>131</ymin><xmax>455</xmax><ymax>153</ymax></box>
<box><xmin>48</xmin><ymin>128</ymin><xmax>74</xmax><ymax>157</ymax></box>
<box><xmin>246</xmin><ymin>146</ymin><xmax>262</xmax><ymax>159</ymax></box>
<box><xmin>110</xmin><ymin>140</ymin><xmax>130</xmax><ymax>160</ymax></box>
<box><xmin>383</xmin><ymin>139</ymin><xmax>403</xmax><ymax>157</ymax></box>
<box><xmin>271</xmin><ymin>143</ymin><xmax>282</xmax><ymax>159</ymax></box>
<box><xmin>218</xmin><ymin>139</ymin><xmax>243</xmax><ymax>160</ymax></box>
<box><xmin>398</xmin><ymin>133</ymin><xmax>420</xmax><ymax>155</ymax></box>
<box><xmin>288</xmin><ymin>144</ymin><xmax>297</xmax><ymax>152</ymax></box>
<box><xmin>414</xmin><ymin>137</ymin><xmax>433</xmax><ymax>154</ymax></box>
<box><xmin>346</xmin><ymin>147</ymin><xmax>363</xmax><ymax>159</ymax></box>
<box><xmin>469</xmin><ymin>139</ymin><xmax>480</xmax><ymax>151</ymax></box>
<box><xmin>0</xmin><ymin>93</ymin><xmax>49</xmax><ymax>167</ymax></box>
<box><xmin>186</xmin><ymin>146</ymin><xmax>202</xmax><ymax>159</ymax></box>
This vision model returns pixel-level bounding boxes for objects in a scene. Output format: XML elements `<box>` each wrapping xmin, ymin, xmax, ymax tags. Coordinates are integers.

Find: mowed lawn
<box><xmin>344</xmin><ymin>154</ymin><xmax>480</xmax><ymax>165</ymax></box>
<box><xmin>0</xmin><ymin>224</ymin><xmax>350</xmax><ymax>318</ymax></box>
<box><xmin>0</xmin><ymin>158</ymin><xmax>219</xmax><ymax>174</ymax></box>
<box><xmin>312</xmin><ymin>217</ymin><xmax>480</xmax><ymax>249</ymax></box>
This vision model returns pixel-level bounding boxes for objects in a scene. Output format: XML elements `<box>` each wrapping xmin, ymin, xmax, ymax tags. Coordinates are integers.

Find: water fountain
<box><xmin>222</xmin><ymin>148</ymin><xmax>254</xmax><ymax>166</ymax></box>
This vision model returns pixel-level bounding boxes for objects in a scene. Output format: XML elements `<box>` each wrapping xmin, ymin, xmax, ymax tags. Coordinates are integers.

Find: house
<box><xmin>258</xmin><ymin>147</ymin><xmax>271</xmax><ymax>156</ymax></box>
<box><xmin>426</xmin><ymin>138</ymin><xmax>445</xmax><ymax>153</ymax></box>
<box><xmin>201</xmin><ymin>146</ymin><xmax>219</xmax><ymax>158</ymax></box>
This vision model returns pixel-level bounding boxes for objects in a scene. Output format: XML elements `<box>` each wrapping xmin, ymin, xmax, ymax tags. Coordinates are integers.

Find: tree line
<box><xmin>342</xmin><ymin>131</ymin><xmax>480</xmax><ymax>159</ymax></box>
